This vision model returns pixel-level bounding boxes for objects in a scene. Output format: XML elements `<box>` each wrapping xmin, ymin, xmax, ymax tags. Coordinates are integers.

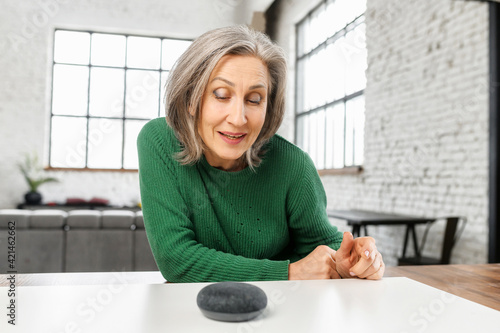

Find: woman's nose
<box><xmin>226</xmin><ymin>100</ymin><xmax>247</xmax><ymax>126</ymax></box>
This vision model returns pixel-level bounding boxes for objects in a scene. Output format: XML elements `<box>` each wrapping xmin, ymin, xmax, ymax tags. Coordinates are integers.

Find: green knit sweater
<box><xmin>137</xmin><ymin>117</ymin><xmax>343</xmax><ymax>283</ymax></box>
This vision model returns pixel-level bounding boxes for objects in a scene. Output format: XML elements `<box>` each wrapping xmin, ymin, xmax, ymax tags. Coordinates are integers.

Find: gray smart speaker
<box><xmin>196</xmin><ymin>282</ymin><xmax>268</xmax><ymax>322</ymax></box>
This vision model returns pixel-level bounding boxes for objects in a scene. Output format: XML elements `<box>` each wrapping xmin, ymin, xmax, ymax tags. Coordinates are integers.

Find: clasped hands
<box><xmin>289</xmin><ymin>232</ymin><xmax>385</xmax><ymax>280</ymax></box>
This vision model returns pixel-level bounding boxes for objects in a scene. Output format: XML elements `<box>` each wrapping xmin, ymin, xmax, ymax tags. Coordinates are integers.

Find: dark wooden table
<box><xmin>385</xmin><ymin>264</ymin><xmax>500</xmax><ymax>311</ymax></box>
<box><xmin>328</xmin><ymin>209</ymin><xmax>435</xmax><ymax>258</ymax></box>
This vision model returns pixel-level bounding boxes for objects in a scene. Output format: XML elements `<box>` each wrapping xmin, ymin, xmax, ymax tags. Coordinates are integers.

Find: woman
<box><xmin>137</xmin><ymin>25</ymin><xmax>384</xmax><ymax>283</ymax></box>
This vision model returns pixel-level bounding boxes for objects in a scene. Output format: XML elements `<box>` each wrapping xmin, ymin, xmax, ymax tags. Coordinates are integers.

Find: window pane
<box><xmin>325</xmin><ymin>103</ymin><xmax>346</xmax><ymax>169</ymax></box>
<box><xmin>302</xmin><ymin>18</ymin><xmax>312</xmax><ymax>54</ymax></box>
<box><xmin>91</xmin><ymin>33</ymin><xmax>126</xmax><ymax>67</ymax></box>
<box><xmin>308</xmin><ymin>112</ymin><xmax>318</xmax><ymax>163</ymax></box>
<box><xmin>349</xmin><ymin>95</ymin><xmax>365</xmax><ymax>165</ymax></box>
<box><xmin>160</xmin><ymin>71</ymin><xmax>169</xmax><ymax>117</ymax></box>
<box><xmin>325</xmin><ymin>39</ymin><xmax>347</xmax><ymax>102</ymax></box>
<box><xmin>306</xmin><ymin>50</ymin><xmax>331</xmax><ymax>111</ymax></box>
<box><xmin>127</xmin><ymin>36</ymin><xmax>161</xmax><ymax>69</ymax></box>
<box><xmin>123</xmin><ymin>120</ymin><xmax>148</xmax><ymax>169</ymax></box>
<box><xmin>296</xmin><ymin>114</ymin><xmax>309</xmax><ymax>153</ymax></box>
<box><xmin>52</xmin><ymin>64</ymin><xmax>89</xmax><ymax>116</ymax></box>
<box><xmin>161</xmin><ymin>39</ymin><xmax>191</xmax><ymax>70</ymax></box>
<box><xmin>332</xmin><ymin>103</ymin><xmax>345</xmax><ymax>169</ymax></box>
<box><xmin>315</xmin><ymin>48</ymin><xmax>329</xmax><ymax>109</ymax></box>
<box><xmin>344</xmin><ymin>23</ymin><xmax>367</xmax><ymax>95</ymax></box>
<box><xmin>296</xmin><ymin>115</ymin><xmax>304</xmax><ymax>150</ymax></box>
<box><xmin>315</xmin><ymin>109</ymin><xmax>326</xmax><ymax>169</ymax></box>
<box><xmin>50</xmin><ymin>116</ymin><xmax>87</xmax><ymax>168</ymax></box>
<box><xmin>54</xmin><ymin>31</ymin><xmax>90</xmax><ymax>65</ymax></box>
<box><xmin>345</xmin><ymin>101</ymin><xmax>355</xmax><ymax>167</ymax></box>
<box><xmin>307</xmin><ymin>8</ymin><xmax>319</xmax><ymax>52</ymax></box>
<box><xmin>308</xmin><ymin>4</ymin><xmax>327</xmax><ymax>52</ymax></box>
<box><xmin>305</xmin><ymin>54</ymin><xmax>316</xmax><ymax>110</ymax></box>
<box><xmin>89</xmin><ymin>68</ymin><xmax>125</xmax><ymax>117</ymax></box>
<box><xmin>328</xmin><ymin>0</ymin><xmax>366</xmax><ymax>34</ymax></box>
<box><xmin>325</xmin><ymin>1</ymin><xmax>347</xmax><ymax>36</ymax></box>
<box><xmin>87</xmin><ymin>118</ymin><xmax>123</xmax><ymax>169</ymax></box>
<box><xmin>342</xmin><ymin>0</ymin><xmax>366</xmax><ymax>24</ymax></box>
<box><xmin>296</xmin><ymin>58</ymin><xmax>306</xmax><ymax>113</ymax></box>
<box><xmin>125</xmin><ymin>70</ymin><xmax>160</xmax><ymax>119</ymax></box>
<box><xmin>325</xmin><ymin>106</ymin><xmax>334</xmax><ymax>169</ymax></box>
<box><xmin>303</xmin><ymin>56</ymin><xmax>314</xmax><ymax>110</ymax></box>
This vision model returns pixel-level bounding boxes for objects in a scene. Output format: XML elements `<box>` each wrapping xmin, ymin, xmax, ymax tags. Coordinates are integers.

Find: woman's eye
<box><xmin>214</xmin><ymin>89</ymin><xmax>230</xmax><ymax>100</ymax></box>
<box><xmin>247</xmin><ymin>93</ymin><xmax>262</xmax><ymax>105</ymax></box>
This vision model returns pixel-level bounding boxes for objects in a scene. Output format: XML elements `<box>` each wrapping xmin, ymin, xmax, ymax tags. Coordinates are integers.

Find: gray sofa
<box><xmin>0</xmin><ymin>209</ymin><xmax>158</xmax><ymax>274</ymax></box>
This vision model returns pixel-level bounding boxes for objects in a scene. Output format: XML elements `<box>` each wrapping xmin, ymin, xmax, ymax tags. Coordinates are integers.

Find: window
<box><xmin>295</xmin><ymin>0</ymin><xmax>366</xmax><ymax>170</ymax></box>
<box><xmin>49</xmin><ymin>29</ymin><xmax>191</xmax><ymax>170</ymax></box>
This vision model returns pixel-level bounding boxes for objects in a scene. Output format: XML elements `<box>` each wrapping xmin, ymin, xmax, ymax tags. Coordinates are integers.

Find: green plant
<box><xmin>18</xmin><ymin>153</ymin><xmax>58</xmax><ymax>192</ymax></box>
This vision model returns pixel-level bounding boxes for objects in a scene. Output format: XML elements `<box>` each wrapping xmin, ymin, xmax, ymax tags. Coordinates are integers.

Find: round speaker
<box><xmin>197</xmin><ymin>282</ymin><xmax>268</xmax><ymax>322</ymax></box>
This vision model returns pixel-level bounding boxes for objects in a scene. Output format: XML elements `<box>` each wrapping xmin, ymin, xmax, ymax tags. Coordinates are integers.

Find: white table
<box><xmin>1</xmin><ymin>277</ymin><xmax>499</xmax><ymax>332</ymax></box>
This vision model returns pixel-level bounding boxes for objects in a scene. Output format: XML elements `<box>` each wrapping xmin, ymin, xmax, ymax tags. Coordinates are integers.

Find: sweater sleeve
<box><xmin>137</xmin><ymin>120</ymin><xmax>290</xmax><ymax>283</ymax></box>
<box><xmin>286</xmin><ymin>151</ymin><xmax>344</xmax><ymax>261</ymax></box>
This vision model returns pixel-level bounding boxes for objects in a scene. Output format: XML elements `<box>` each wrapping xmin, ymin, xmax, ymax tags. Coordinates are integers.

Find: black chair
<box><xmin>398</xmin><ymin>217</ymin><xmax>466</xmax><ymax>266</ymax></box>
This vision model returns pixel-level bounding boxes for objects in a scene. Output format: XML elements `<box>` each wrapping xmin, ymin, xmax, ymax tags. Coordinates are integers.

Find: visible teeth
<box><xmin>221</xmin><ymin>133</ymin><xmax>244</xmax><ymax>139</ymax></box>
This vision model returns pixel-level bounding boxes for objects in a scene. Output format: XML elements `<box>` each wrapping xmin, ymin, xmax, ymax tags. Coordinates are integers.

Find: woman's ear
<box><xmin>189</xmin><ymin>105</ymin><xmax>195</xmax><ymax>116</ymax></box>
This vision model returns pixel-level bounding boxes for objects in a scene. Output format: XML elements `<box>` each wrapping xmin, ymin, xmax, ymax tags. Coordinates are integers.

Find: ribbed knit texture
<box><xmin>137</xmin><ymin>117</ymin><xmax>343</xmax><ymax>283</ymax></box>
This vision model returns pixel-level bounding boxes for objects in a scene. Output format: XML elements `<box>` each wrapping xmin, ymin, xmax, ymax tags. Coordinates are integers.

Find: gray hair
<box><xmin>164</xmin><ymin>25</ymin><xmax>287</xmax><ymax>169</ymax></box>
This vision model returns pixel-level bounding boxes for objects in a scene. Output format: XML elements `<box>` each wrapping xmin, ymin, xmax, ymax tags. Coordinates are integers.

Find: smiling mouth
<box><xmin>218</xmin><ymin>132</ymin><xmax>246</xmax><ymax>140</ymax></box>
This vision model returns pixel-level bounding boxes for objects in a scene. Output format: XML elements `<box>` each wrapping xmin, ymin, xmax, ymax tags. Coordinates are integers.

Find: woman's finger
<box><xmin>349</xmin><ymin>248</ymin><xmax>376</xmax><ymax>277</ymax></box>
<box><xmin>365</xmin><ymin>255</ymin><xmax>385</xmax><ymax>280</ymax></box>
<box><xmin>354</xmin><ymin>237</ymin><xmax>377</xmax><ymax>260</ymax></box>
<box><xmin>358</xmin><ymin>252</ymin><xmax>382</xmax><ymax>279</ymax></box>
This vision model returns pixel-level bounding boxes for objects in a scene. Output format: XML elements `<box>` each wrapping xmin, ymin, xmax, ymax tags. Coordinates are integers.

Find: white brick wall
<box><xmin>0</xmin><ymin>0</ymin><xmax>262</xmax><ymax>208</ymax></box>
<box><xmin>270</xmin><ymin>0</ymin><xmax>490</xmax><ymax>266</ymax></box>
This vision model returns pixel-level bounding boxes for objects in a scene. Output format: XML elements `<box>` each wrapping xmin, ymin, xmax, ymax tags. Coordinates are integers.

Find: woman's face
<box><xmin>197</xmin><ymin>55</ymin><xmax>269</xmax><ymax>171</ymax></box>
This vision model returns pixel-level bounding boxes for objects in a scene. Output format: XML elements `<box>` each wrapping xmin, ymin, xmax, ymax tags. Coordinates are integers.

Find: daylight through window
<box><xmin>295</xmin><ymin>0</ymin><xmax>366</xmax><ymax>170</ymax></box>
<box><xmin>49</xmin><ymin>29</ymin><xmax>191</xmax><ymax>170</ymax></box>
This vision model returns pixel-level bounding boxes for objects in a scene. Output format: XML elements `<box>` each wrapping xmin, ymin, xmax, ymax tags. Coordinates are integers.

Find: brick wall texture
<box><xmin>272</xmin><ymin>0</ymin><xmax>490</xmax><ymax>266</ymax></box>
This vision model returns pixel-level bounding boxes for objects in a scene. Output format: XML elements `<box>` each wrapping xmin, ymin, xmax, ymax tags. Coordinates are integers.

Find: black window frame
<box><xmin>48</xmin><ymin>28</ymin><xmax>191</xmax><ymax>171</ymax></box>
<box><xmin>294</xmin><ymin>1</ymin><xmax>366</xmax><ymax>172</ymax></box>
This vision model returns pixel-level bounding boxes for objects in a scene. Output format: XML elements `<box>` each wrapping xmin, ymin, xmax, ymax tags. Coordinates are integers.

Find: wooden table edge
<box><xmin>385</xmin><ymin>264</ymin><xmax>500</xmax><ymax>311</ymax></box>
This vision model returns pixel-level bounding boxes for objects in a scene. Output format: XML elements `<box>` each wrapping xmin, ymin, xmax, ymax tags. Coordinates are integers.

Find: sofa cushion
<box><xmin>67</xmin><ymin>210</ymin><xmax>101</xmax><ymax>229</ymax></box>
<box><xmin>102</xmin><ymin>210</ymin><xmax>135</xmax><ymax>229</ymax></box>
<box><xmin>134</xmin><ymin>211</ymin><xmax>144</xmax><ymax>229</ymax></box>
<box><xmin>0</xmin><ymin>209</ymin><xmax>31</xmax><ymax>229</ymax></box>
<box><xmin>30</xmin><ymin>210</ymin><xmax>67</xmax><ymax>228</ymax></box>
